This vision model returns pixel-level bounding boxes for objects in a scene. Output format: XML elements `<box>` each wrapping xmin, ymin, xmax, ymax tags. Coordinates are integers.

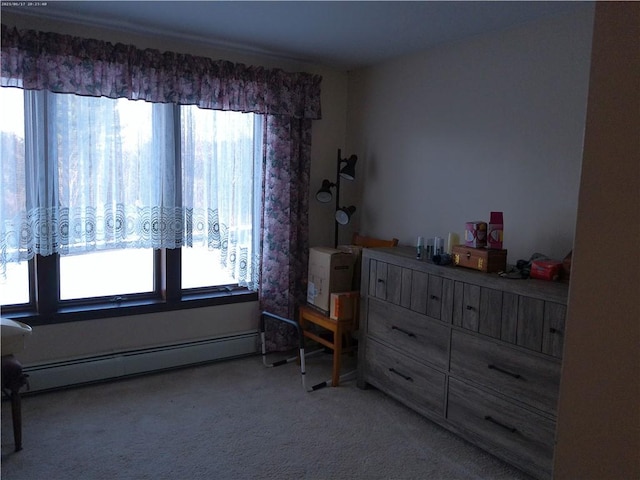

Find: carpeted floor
<box><xmin>1</xmin><ymin>352</ymin><xmax>532</xmax><ymax>479</ymax></box>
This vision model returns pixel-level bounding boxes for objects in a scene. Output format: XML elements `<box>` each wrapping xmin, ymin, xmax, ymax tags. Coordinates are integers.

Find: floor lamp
<box><xmin>316</xmin><ymin>149</ymin><xmax>357</xmax><ymax>247</ymax></box>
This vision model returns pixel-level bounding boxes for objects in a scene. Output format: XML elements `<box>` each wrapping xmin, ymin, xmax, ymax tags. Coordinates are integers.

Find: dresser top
<box><xmin>363</xmin><ymin>246</ymin><xmax>569</xmax><ymax>304</ymax></box>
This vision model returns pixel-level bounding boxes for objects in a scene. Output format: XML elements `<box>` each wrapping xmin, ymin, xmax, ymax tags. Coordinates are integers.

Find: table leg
<box><xmin>2</xmin><ymin>355</ymin><xmax>26</xmax><ymax>452</ymax></box>
<box><xmin>10</xmin><ymin>390</ymin><xmax>22</xmax><ymax>451</ymax></box>
<box><xmin>332</xmin><ymin>324</ymin><xmax>342</xmax><ymax>386</ymax></box>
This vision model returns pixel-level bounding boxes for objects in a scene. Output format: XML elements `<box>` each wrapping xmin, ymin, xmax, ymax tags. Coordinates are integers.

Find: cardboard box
<box><xmin>307</xmin><ymin>247</ymin><xmax>355</xmax><ymax>313</ymax></box>
<box><xmin>337</xmin><ymin>244</ymin><xmax>364</xmax><ymax>290</ymax></box>
<box><xmin>330</xmin><ymin>291</ymin><xmax>359</xmax><ymax>321</ymax></box>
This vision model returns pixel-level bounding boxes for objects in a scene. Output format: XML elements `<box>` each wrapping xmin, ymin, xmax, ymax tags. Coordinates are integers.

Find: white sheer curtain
<box><xmin>48</xmin><ymin>91</ymin><xmax>179</xmax><ymax>254</ymax></box>
<box><xmin>180</xmin><ymin>107</ymin><xmax>262</xmax><ymax>287</ymax></box>
<box><xmin>0</xmin><ymin>88</ymin><xmax>261</xmax><ymax>288</ymax></box>
<box><xmin>0</xmin><ymin>86</ymin><xmax>28</xmax><ymax>275</ymax></box>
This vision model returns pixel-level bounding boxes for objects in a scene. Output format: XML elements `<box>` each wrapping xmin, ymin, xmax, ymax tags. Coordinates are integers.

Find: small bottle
<box><xmin>433</xmin><ymin>237</ymin><xmax>444</xmax><ymax>257</ymax></box>
<box><xmin>416</xmin><ymin>236</ymin><xmax>424</xmax><ymax>260</ymax></box>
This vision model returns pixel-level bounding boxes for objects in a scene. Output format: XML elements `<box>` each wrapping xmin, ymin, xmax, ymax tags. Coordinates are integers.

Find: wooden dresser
<box><xmin>357</xmin><ymin>247</ymin><xmax>569</xmax><ymax>479</ymax></box>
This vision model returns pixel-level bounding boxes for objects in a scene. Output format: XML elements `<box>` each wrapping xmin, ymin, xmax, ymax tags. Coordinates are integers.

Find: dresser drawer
<box><xmin>450</xmin><ymin>330</ymin><xmax>560</xmax><ymax>415</ymax></box>
<box><xmin>448</xmin><ymin>378</ymin><xmax>555</xmax><ymax>479</ymax></box>
<box><xmin>367</xmin><ymin>297</ymin><xmax>449</xmax><ymax>369</ymax></box>
<box><xmin>453</xmin><ymin>280</ymin><xmax>567</xmax><ymax>358</ymax></box>
<box><xmin>364</xmin><ymin>338</ymin><xmax>445</xmax><ymax>417</ymax></box>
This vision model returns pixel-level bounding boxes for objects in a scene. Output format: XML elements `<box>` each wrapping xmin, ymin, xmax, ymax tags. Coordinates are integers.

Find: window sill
<box><xmin>3</xmin><ymin>289</ymin><xmax>258</xmax><ymax>326</ymax></box>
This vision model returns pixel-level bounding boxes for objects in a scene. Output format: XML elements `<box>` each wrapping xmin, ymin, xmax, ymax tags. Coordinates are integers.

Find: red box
<box><xmin>530</xmin><ymin>260</ymin><xmax>562</xmax><ymax>281</ymax></box>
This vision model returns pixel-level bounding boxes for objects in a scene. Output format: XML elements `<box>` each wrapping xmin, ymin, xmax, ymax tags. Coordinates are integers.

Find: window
<box><xmin>180</xmin><ymin>106</ymin><xmax>262</xmax><ymax>290</ymax></box>
<box><xmin>53</xmin><ymin>93</ymin><xmax>160</xmax><ymax>301</ymax></box>
<box><xmin>0</xmin><ymin>260</ymin><xmax>29</xmax><ymax>306</ymax></box>
<box><xmin>0</xmin><ymin>86</ymin><xmax>30</xmax><ymax>306</ymax></box>
<box><xmin>0</xmin><ymin>86</ymin><xmax>261</xmax><ymax>314</ymax></box>
<box><xmin>59</xmin><ymin>249</ymin><xmax>154</xmax><ymax>300</ymax></box>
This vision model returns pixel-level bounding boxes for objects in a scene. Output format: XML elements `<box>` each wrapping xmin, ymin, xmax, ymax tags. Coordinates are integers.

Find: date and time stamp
<box><xmin>1</xmin><ymin>2</ymin><xmax>49</xmax><ymax>7</ymax></box>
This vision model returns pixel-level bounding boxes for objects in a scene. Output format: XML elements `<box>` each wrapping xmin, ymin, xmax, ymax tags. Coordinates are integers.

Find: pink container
<box><xmin>464</xmin><ymin>221</ymin><xmax>487</xmax><ymax>248</ymax></box>
<box><xmin>487</xmin><ymin>212</ymin><xmax>503</xmax><ymax>249</ymax></box>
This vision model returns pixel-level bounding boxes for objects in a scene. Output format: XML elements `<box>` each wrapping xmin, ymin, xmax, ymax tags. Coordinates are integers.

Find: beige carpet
<box><xmin>1</xmin><ymin>353</ymin><xmax>532</xmax><ymax>479</ymax></box>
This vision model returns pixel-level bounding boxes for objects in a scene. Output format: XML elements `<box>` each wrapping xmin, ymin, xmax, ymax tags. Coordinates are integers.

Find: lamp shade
<box><xmin>339</xmin><ymin>155</ymin><xmax>357</xmax><ymax>181</ymax></box>
<box><xmin>335</xmin><ymin>205</ymin><xmax>356</xmax><ymax>225</ymax></box>
<box><xmin>315</xmin><ymin>179</ymin><xmax>334</xmax><ymax>203</ymax></box>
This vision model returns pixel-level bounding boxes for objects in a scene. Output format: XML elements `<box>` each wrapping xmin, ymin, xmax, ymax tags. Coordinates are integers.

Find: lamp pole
<box><xmin>315</xmin><ymin>148</ymin><xmax>356</xmax><ymax>248</ymax></box>
<box><xmin>334</xmin><ymin>149</ymin><xmax>342</xmax><ymax>248</ymax></box>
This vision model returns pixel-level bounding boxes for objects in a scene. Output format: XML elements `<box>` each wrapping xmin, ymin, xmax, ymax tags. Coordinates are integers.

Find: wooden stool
<box><xmin>298</xmin><ymin>305</ymin><xmax>356</xmax><ymax>387</ymax></box>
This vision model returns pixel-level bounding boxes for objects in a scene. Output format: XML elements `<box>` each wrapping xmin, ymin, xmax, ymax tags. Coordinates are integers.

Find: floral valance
<box><xmin>0</xmin><ymin>24</ymin><xmax>322</xmax><ymax>119</ymax></box>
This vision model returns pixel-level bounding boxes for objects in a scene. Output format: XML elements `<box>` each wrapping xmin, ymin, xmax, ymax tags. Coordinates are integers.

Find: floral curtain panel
<box><xmin>260</xmin><ymin>115</ymin><xmax>312</xmax><ymax>350</ymax></box>
<box><xmin>1</xmin><ymin>24</ymin><xmax>320</xmax><ymax>341</ymax></box>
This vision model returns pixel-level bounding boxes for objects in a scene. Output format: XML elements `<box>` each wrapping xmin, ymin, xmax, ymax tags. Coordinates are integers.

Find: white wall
<box><xmin>346</xmin><ymin>7</ymin><xmax>594</xmax><ymax>264</ymax></box>
<box><xmin>2</xmin><ymin>11</ymin><xmax>348</xmax><ymax>364</ymax></box>
<box><xmin>18</xmin><ymin>303</ymin><xmax>259</xmax><ymax>364</ymax></box>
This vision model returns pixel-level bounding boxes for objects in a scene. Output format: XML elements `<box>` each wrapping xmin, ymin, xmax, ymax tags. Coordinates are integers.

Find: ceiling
<box><xmin>4</xmin><ymin>1</ymin><xmax>590</xmax><ymax>70</ymax></box>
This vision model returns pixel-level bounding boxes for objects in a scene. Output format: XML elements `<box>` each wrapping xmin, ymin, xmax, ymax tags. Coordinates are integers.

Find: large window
<box><xmin>0</xmin><ymin>86</ymin><xmax>262</xmax><ymax>313</ymax></box>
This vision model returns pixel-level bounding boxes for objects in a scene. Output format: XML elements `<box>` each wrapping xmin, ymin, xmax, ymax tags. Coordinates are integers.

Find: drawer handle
<box><xmin>389</xmin><ymin>367</ymin><xmax>413</xmax><ymax>382</ymax></box>
<box><xmin>391</xmin><ymin>326</ymin><xmax>416</xmax><ymax>338</ymax></box>
<box><xmin>377</xmin><ymin>279</ymin><xmax>385</xmax><ymax>283</ymax></box>
<box><xmin>549</xmin><ymin>327</ymin><xmax>564</xmax><ymax>335</ymax></box>
<box><xmin>484</xmin><ymin>415</ymin><xmax>518</xmax><ymax>434</ymax></box>
<box><xmin>430</xmin><ymin>294</ymin><xmax>439</xmax><ymax>300</ymax></box>
<box><xmin>488</xmin><ymin>364</ymin><xmax>522</xmax><ymax>380</ymax></box>
<box><xmin>465</xmin><ymin>305</ymin><xmax>475</xmax><ymax>311</ymax></box>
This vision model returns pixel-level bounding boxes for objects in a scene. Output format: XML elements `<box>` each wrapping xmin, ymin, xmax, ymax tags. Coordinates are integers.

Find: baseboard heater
<box><xmin>23</xmin><ymin>331</ymin><xmax>258</xmax><ymax>393</ymax></box>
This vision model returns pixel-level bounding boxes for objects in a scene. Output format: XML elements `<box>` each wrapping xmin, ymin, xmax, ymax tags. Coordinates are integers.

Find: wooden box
<box><xmin>452</xmin><ymin>245</ymin><xmax>507</xmax><ymax>273</ymax></box>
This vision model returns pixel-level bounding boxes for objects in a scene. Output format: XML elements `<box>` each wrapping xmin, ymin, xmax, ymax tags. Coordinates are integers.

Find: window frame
<box><xmin>3</xmin><ymin>250</ymin><xmax>257</xmax><ymax>327</ymax></box>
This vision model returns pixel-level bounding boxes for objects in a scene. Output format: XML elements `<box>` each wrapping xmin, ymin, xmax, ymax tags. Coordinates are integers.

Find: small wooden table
<box><xmin>298</xmin><ymin>305</ymin><xmax>356</xmax><ymax>387</ymax></box>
